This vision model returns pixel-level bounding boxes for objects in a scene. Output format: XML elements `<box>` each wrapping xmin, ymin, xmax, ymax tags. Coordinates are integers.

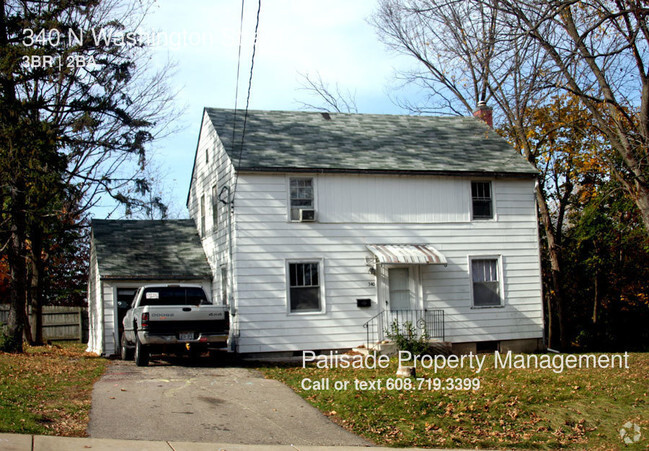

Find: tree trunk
<box><xmin>634</xmin><ymin>184</ymin><xmax>649</xmax><ymax>235</ymax></box>
<box><xmin>3</xmin><ymin>183</ymin><xmax>28</xmax><ymax>353</ymax></box>
<box><xmin>592</xmin><ymin>270</ymin><xmax>599</xmax><ymax>326</ymax></box>
<box><xmin>545</xmin><ymin>283</ymin><xmax>553</xmax><ymax>348</ymax></box>
<box><xmin>29</xmin><ymin>230</ymin><xmax>45</xmax><ymax>345</ymax></box>
<box><xmin>23</xmin><ymin>298</ymin><xmax>33</xmax><ymax>344</ymax></box>
<box><xmin>535</xmin><ymin>185</ymin><xmax>566</xmax><ymax>350</ymax></box>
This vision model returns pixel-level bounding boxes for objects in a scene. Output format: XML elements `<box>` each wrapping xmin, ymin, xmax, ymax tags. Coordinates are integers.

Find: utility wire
<box><xmin>232</xmin><ymin>0</ymin><xmax>261</xmax><ymax>200</ymax></box>
<box><xmin>229</xmin><ymin>0</ymin><xmax>246</xmax><ymax>160</ymax></box>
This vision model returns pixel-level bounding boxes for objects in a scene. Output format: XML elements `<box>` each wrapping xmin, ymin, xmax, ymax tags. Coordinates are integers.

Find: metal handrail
<box><xmin>363</xmin><ymin>309</ymin><xmax>444</xmax><ymax>348</ymax></box>
<box><xmin>362</xmin><ymin>311</ymin><xmax>384</xmax><ymax>351</ymax></box>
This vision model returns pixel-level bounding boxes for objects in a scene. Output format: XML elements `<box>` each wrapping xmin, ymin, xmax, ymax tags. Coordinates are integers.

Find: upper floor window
<box><xmin>200</xmin><ymin>194</ymin><xmax>206</xmax><ymax>236</ymax></box>
<box><xmin>471</xmin><ymin>257</ymin><xmax>502</xmax><ymax>307</ymax></box>
<box><xmin>220</xmin><ymin>265</ymin><xmax>228</xmax><ymax>306</ymax></box>
<box><xmin>471</xmin><ymin>181</ymin><xmax>493</xmax><ymax>220</ymax></box>
<box><xmin>212</xmin><ymin>185</ymin><xmax>219</xmax><ymax>230</ymax></box>
<box><xmin>289</xmin><ymin>177</ymin><xmax>315</xmax><ymax>221</ymax></box>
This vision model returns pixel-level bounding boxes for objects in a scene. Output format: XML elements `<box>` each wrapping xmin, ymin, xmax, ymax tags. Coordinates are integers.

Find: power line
<box><xmin>229</xmin><ymin>0</ymin><xmax>247</xmax><ymax>159</ymax></box>
<box><xmin>232</xmin><ymin>0</ymin><xmax>261</xmax><ymax>200</ymax></box>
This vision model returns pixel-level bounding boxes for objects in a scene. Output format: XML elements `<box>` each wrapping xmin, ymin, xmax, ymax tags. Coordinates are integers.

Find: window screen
<box><xmin>290</xmin><ymin>178</ymin><xmax>314</xmax><ymax>221</ymax></box>
<box><xmin>472</xmin><ymin>259</ymin><xmax>501</xmax><ymax>306</ymax></box>
<box><xmin>472</xmin><ymin>181</ymin><xmax>493</xmax><ymax>219</ymax></box>
<box><xmin>289</xmin><ymin>262</ymin><xmax>321</xmax><ymax>312</ymax></box>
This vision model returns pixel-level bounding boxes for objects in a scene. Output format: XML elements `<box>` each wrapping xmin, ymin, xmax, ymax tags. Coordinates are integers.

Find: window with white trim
<box><xmin>200</xmin><ymin>194</ymin><xmax>206</xmax><ymax>236</ymax></box>
<box><xmin>471</xmin><ymin>181</ymin><xmax>493</xmax><ymax>220</ymax></box>
<box><xmin>288</xmin><ymin>261</ymin><xmax>322</xmax><ymax>312</ymax></box>
<box><xmin>220</xmin><ymin>265</ymin><xmax>228</xmax><ymax>305</ymax></box>
<box><xmin>212</xmin><ymin>185</ymin><xmax>219</xmax><ymax>230</ymax></box>
<box><xmin>471</xmin><ymin>258</ymin><xmax>502</xmax><ymax>307</ymax></box>
<box><xmin>289</xmin><ymin>177</ymin><xmax>314</xmax><ymax>221</ymax></box>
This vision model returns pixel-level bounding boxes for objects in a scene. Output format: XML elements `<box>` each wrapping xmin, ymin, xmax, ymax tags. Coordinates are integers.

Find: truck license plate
<box><xmin>179</xmin><ymin>332</ymin><xmax>193</xmax><ymax>341</ymax></box>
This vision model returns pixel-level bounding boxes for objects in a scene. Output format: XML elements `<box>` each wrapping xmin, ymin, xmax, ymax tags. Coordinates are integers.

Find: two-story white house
<box><xmin>185</xmin><ymin>108</ymin><xmax>544</xmax><ymax>356</ymax></box>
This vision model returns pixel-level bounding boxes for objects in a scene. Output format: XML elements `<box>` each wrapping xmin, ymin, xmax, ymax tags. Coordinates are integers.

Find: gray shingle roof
<box><xmin>91</xmin><ymin>219</ymin><xmax>211</xmax><ymax>280</ymax></box>
<box><xmin>205</xmin><ymin>109</ymin><xmax>537</xmax><ymax>176</ymax></box>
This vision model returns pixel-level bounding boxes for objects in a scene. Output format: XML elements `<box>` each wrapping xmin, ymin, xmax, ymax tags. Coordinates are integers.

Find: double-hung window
<box><xmin>471</xmin><ymin>258</ymin><xmax>502</xmax><ymax>307</ymax></box>
<box><xmin>288</xmin><ymin>261</ymin><xmax>323</xmax><ymax>313</ymax></box>
<box><xmin>471</xmin><ymin>181</ymin><xmax>493</xmax><ymax>220</ymax></box>
<box><xmin>289</xmin><ymin>177</ymin><xmax>314</xmax><ymax>221</ymax></box>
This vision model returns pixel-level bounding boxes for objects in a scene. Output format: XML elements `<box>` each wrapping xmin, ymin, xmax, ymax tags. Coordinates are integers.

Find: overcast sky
<box><xmin>92</xmin><ymin>0</ymin><xmax>419</xmax><ymax>218</ymax></box>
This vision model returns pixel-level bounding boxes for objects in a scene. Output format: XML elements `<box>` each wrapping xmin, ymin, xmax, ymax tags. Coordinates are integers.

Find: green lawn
<box><xmin>259</xmin><ymin>353</ymin><xmax>649</xmax><ymax>449</ymax></box>
<box><xmin>0</xmin><ymin>343</ymin><xmax>108</xmax><ymax>436</ymax></box>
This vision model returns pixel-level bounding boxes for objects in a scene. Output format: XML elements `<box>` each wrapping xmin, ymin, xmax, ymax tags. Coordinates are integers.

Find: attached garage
<box><xmin>86</xmin><ymin>219</ymin><xmax>213</xmax><ymax>356</ymax></box>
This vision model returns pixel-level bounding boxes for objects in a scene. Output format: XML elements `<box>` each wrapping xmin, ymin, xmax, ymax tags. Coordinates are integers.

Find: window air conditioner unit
<box><xmin>299</xmin><ymin>209</ymin><xmax>316</xmax><ymax>222</ymax></box>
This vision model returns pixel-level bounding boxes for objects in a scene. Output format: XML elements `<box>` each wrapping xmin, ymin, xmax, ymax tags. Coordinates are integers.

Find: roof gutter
<box><xmin>236</xmin><ymin>166</ymin><xmax>538</xmax><ymax>179</ymax></box>
<box><xmin>100</xmin><ymin>275</ymin><xmax>211</xmax><ymax>281</ymax></box>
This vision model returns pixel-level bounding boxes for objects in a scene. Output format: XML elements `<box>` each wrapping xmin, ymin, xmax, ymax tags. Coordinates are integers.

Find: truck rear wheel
<box><xmin>134</xmin><ymin>335</ymin><xmax>149</xmax><ymax>366</ymax></box>
<box><xmin>120</xmin><ymin>332</ymin><xmax>134</xmax><ymax>361</ymax></box>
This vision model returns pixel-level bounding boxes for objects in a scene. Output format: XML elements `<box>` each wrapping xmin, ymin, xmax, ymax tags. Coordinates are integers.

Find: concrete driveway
<box><xmin>87</xmin><ymin>357</ymin><xmax>371</xmax><ymax>446</ymax></box>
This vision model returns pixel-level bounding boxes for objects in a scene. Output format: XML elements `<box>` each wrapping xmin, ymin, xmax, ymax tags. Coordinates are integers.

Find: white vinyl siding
<box><xmin>102</xmin><ymin>282</ymin><xmax>115</xmax><ymax>354</ymax></box>
<box><xmin>187</xmin><ymin>111</ymin><xmax>236</xmax><ymax>316</ymax></box>
<box><xmin>230</xmin><ymin>173</ymin><xmax>543</xmax><ymax>353</ymax></box>
<box><xmin>317</xmin><ymin>174</ymin><xmax>470</xmax><ymax>223</ymax></box>
<box><xmin>86</xmin><ymin>241</ymin><xmax>103</xmax><ymax>355</ymax></box>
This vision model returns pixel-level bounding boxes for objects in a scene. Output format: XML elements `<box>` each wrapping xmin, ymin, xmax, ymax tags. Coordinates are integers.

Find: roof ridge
<box><xmin>205</xmin><ymin>106</ymin><xmax>471</xmax><ymax>120</ymax></box>
<box><xmin>196</xmin><ymin>108</ymin><xmax>537</xmax><ymax>181</ymax></box>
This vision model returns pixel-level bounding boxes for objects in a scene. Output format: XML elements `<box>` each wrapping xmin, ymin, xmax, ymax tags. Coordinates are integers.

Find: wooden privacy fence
<box><xmin>0</xmin><ymin>305</ymin><xmax>89</xmax><ymax>342</ymax></box>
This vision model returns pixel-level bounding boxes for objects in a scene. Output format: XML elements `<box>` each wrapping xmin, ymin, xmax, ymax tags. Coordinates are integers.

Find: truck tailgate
<box><xmin>145</xmin><ymin>305</ymin><xmax>226</xmax><ymax>321</ymax></box>
<box><xmin>143</xmin><ymin>306</ymin><xmax>229</xmax><ymax>335</ymax></box>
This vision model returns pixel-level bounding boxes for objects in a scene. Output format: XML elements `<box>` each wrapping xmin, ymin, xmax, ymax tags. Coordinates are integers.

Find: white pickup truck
<box><xmin>120</xmin><ymin>284</ymin><xmax>229</xmax><ymax>366</ymax></box>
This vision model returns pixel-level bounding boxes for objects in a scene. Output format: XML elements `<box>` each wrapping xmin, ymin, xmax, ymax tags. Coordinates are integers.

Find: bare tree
<box><xmin>372</xmin><ymin>0</ymin><xmax>505</xmax><ymax>115</ymax></box>
<box><xmin>296</xmin><ymin>71</ymin><xmax>358</xmax><ymax>113</ymax></box>
<box><xmin>372</xmin><ymin>0</ymin><xmax>582</xmax><ymax>348</ymax></box>
<box><xmin>1</xmin><ymin>0</ymin><xmax>177</xmax><ymax>350</ymax></box>
<box><xmin>117</xmin><ymin>158</ymin><xmax>189</xmax><ymax>220</ymax></box>
<box><xmin>488</xmin><ymin>0</ymin><xmax>649</xmax><ymax>236</ymax></box>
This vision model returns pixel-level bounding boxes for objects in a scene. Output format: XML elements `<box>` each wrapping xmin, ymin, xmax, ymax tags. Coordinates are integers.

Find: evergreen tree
<box><xmin>0</xmin><ymin>0</ymin><xmax>175</xmax><ymax>351</ymax></box>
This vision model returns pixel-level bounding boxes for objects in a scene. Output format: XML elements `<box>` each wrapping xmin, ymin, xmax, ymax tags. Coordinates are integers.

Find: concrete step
<box><xmin>358</xmin><ymin>340</ymin><xmax>453</xmax><ymax>356</ymax></box>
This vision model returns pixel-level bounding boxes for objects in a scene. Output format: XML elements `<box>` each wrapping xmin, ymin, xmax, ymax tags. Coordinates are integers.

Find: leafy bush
<box><xmin>386</xmin><ymin>320</ymin><xmax>430</xmax><ymax>357</ymax></box>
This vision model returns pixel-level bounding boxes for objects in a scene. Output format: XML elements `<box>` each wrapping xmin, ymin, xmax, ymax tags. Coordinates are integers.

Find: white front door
<box><xmin>378</xmin><ymin>265</ymin><xmax>420</xmax><ymax>311</ymax></box>
<box><xmin>378</xmin><ymin>265</ymin><xmax>422</xmax><ymax>339</ymax></box>
<box><xmin>388</xmin><ymin>267</ymin><xmax>414</xmax><ymax>310</ymax></box>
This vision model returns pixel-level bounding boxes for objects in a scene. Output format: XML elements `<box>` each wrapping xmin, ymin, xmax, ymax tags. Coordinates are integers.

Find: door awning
<box><xmin>366</xmin><ymin>244</ymin><xmax>447</xmax><ymax>265</ymax></box>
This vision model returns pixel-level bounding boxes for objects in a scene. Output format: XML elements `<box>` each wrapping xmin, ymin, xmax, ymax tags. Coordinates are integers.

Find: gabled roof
<box><xmin>205</xmin><ymin>108</ymin><xmax>537</xmax><ymax>176</ymax></box>
<box><xmin>91</xmin><ymin>219</ymin><xmax>211</xmax><ymax>280</ymax></box>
